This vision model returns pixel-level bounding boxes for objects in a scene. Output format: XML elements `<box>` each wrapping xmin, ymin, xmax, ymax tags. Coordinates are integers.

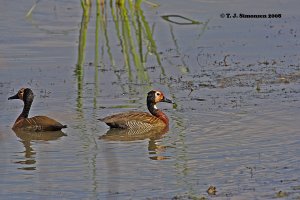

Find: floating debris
<box><xmin>161</xmin><ymin>15</ymin><xmax>201</xmax><ymax>25</ymax></box>
<box><xmin>207</xmin><ymin>185</ymin><xmax>217</xmax><ymax>195</ymax></box>
<box><xmin>276</xmin><ymin>190</ymin><xmax>288</xmax><ymax>198</ymax></box>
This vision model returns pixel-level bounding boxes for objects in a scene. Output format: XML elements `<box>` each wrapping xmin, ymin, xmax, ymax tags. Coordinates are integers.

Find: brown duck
<box><xmin>8</xmin><ymin>88</ymin><xmax>67</xmax><ymax>131</ymax></box>
<box><xmin>99</xmin><ymin>90</ymin><xmax>173</xmax><ymax>129</ymax></box>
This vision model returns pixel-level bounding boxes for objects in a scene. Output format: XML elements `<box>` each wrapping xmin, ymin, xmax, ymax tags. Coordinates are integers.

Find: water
<box><xmin>0</xmin><ymin>0</ymin><xmax>300</xmax><ymax>199</ymax></box>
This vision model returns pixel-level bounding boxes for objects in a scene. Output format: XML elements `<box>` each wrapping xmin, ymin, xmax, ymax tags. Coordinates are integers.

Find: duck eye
<box><xmin>156</xmin><ymin>92</ymin><xmax>160</xmax><ymax>96</ymax></box>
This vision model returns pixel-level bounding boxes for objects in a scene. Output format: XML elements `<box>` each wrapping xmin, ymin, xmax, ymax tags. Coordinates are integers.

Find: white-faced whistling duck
<box><xmin>8</xmin><ymin>88</ymin><xmax>67</xmax><ymax>131</ymax></box>
<box><xmin>99</xmin><ymin>90</ymin><xmax>173</xmax><ymax>129</ymax></box>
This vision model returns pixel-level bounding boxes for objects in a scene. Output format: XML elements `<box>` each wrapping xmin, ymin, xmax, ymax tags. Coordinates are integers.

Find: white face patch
<box><xmin>154</xmin><ymin>104</ymin><xmax>158</xmax><ymax>109</ymax></box>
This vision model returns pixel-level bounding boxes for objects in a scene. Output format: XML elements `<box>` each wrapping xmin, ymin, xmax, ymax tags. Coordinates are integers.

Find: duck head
<box><xmin>8</xmin><ymin>88</ymin><xmax>34</xmax><ymax>103</ymax></box>
<box><xmin>147</xmin><ymin>90</ymin><xmax>173</xmax><ymax>106</ymax></box>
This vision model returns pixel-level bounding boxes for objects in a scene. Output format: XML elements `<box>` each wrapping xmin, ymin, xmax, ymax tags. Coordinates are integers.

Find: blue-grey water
<box><xmin>0</xmin><ymin>0</ymin><xmax>299</xmax><ymax>199</ymax></box>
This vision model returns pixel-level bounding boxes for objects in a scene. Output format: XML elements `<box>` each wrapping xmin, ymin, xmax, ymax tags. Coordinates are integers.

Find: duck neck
<box><xmin>16</xmin><ymin>100</ymin><xmax>32</xmax><ymax>123</ymax></box>
<box><xmin>147</xmin><ymin>102</ymin><xmax>169</xmax><ymax>125</ymax></box>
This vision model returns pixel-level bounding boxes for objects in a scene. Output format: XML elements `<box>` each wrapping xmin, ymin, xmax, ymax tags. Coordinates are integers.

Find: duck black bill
<box><xmin>8</xmin><ymin>94</ymin><xmax>19</xmax><ymax>100</ymax></box>
<box><xmin>162</xmin><ymin>97</ymin><xmax>173</xmax><ymax>104</ymax></box>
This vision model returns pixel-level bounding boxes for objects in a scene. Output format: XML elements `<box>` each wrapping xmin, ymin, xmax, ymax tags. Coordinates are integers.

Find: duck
<box><xmin>99</xmin><ymin>90</ymin><xmax>173</xmax><ymax>129</ymax></box>
<box><xmin>8</xmin><ymin>88</ymin><xmax>67</xmax><ymax>131</ymax></box>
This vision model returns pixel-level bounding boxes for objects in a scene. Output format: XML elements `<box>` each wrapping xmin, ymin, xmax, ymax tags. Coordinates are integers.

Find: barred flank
<box><xmin>100</xmin><ymin>111</ymin><xmax>165</xmax><ymax>129</ymax></box>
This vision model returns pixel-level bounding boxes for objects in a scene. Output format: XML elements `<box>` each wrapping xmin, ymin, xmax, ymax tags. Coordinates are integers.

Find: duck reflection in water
<box><xmin>13</xmin><ymin>129</ymin><xmax>66</xmax><ymax>170</ymax></box>
<box><xmin>99</xmin><ymin>127</ymin><xmax>170</xmax><ymax>160</ymax></box>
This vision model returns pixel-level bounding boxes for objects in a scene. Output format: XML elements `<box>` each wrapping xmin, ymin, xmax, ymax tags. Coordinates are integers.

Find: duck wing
<box><xmin>99</xmin><ymin>111</ymin><xmax>165</xmax><ymax>129</ymax></box>
<box><xmin>13</xmin><ymin>116</ymin><xmax>67</xmax><ymax>131</ymax></box>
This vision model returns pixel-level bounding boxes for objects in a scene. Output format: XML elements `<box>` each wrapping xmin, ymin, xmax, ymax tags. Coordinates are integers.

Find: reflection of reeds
<box><xmin>76</xmin><ymin>1</ymin><xmax>91</xmax><ymax>112</ymax></box>
<box><xmin>121</xmin><ymin>5</ymin><xmax>148</xmax><ymax>82</ymax></box>
<box><xmin>25</xmin><ymin>0</ymin><xmax>41</xmax><ymax>18</ymax></box>
<box><xmin>94</xmin><ymin>0</ymin><xmax>101</xmax><ymax>109</ymax></box>
<box><xmin>169</xmin><ymin>24</ymin><xmax>189</xmax><ymax>73</ymax></box>
<box><xmin>137</xmin><ymin>7</ymin><xmax>165</xmax><ymax>76</ymax></box>
<box><xmin>76</xmin><ymin>1</ymin><xmax>209</xmax><ymax>112</ymax></box>
<box><xmin>164</xmin><ymin>18</ymin><xmax>209</xmax><ymax>74</ymax></box>
<box><xmin>76</xmin><ymin>0</ymin><xmax>169</xmax><ymax>103</ymax></box>
<box><xmin>76</xmin><ymin>1</ymin><xmax>209</xmax><ymax>110</ymax></box>
<box><xmin>107</xmin><ymin>1</ymin><xmax>165</xmax><ymax>84</ymax></box>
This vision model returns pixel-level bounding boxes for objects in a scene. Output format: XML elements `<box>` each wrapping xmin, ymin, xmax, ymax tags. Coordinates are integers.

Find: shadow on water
<box><xmin>13</xmin><ymin>129</ymin><xmax>66</xmax><ymax>170</ymax></box>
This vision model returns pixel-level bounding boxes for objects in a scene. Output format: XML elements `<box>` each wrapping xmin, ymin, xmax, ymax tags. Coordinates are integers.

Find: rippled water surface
<box><xmin>0</xmin><ymin>0</ymin><xmax>300</xmax><ymax>199</ymax></box>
